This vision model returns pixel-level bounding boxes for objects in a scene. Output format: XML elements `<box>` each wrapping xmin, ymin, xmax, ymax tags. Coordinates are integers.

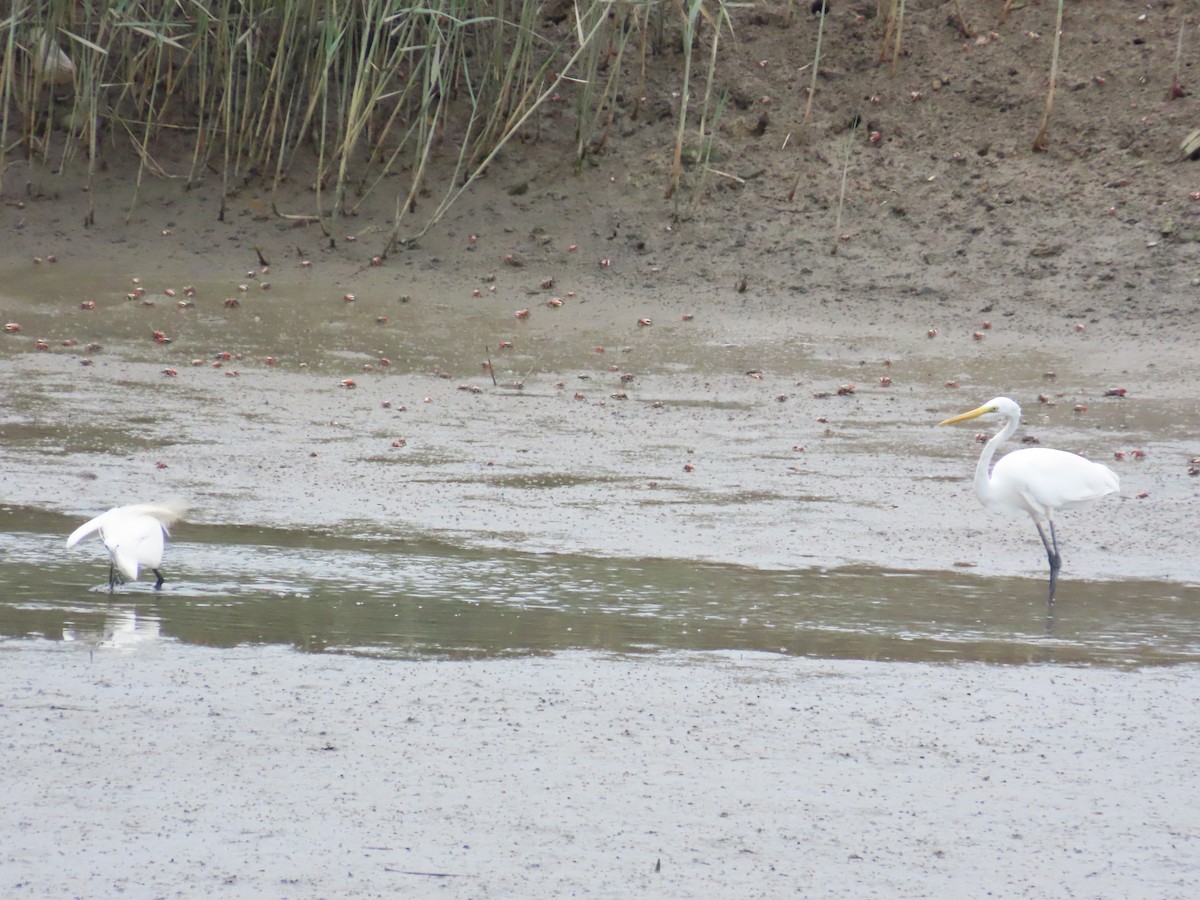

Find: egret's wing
<box><xmin>995</xmin><ymin>448</ymin><xmax>1119</xmax><ymax>516</ymax></box>
<box><xmin>65</xmin><ymin>499</ymin><xmax>187</xmax><ymax>548</ymax></box>
<box><xmin>65</xmin><ymin>509</ymin><xmax>116</xmax><ymax>548</ymax></box>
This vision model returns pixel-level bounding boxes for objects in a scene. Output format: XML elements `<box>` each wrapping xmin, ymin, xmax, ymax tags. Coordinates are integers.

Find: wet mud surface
<box><xmin>4</xmin><ymin>643</ymin><xmax>1199</xmax><ymax>897</ymax></box>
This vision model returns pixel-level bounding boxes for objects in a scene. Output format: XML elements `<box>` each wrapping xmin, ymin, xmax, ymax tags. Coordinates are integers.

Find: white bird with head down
<box><xmin>65</xmin><ymin>500</ymin><xmax>187</xmax><ymax>592</ymax></box>
<box><xmin>939</xmin><ymin>397</ymin><xmax>1118</xmax><ymax>603</ymax></box>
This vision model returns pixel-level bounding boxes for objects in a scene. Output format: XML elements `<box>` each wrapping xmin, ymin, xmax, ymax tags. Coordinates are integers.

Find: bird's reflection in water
<box><xmin>63</xmin><ymin>607</ymin><xmax>162</xmax><ymax>652</ymax></box>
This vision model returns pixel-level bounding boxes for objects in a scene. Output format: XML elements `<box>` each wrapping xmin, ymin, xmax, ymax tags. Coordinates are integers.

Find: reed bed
<box><xmin>0</xmin><ymin>2</ymin><xmax>1133</xmax><ymax>246</ymax></box>
<box><xmin>3</xmin><ymin>0</ymin><xmax>723</xmax><ymax>247</ymax></box>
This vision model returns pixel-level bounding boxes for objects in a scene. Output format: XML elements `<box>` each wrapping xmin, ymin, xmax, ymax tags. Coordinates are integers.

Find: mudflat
<box><xmin>2</xmin><ymin>2</ymin><xmax>1199</xmax><ymax>895</ymax></box>
<box><xmin>4</xmin><ymin>643</ymin><xmax>1199</xmax><ymax>897</ymax></box>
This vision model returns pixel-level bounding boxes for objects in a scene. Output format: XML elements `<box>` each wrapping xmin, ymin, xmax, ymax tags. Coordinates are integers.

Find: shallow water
<box><xmin>4</xmin><ymin>263</ymin><xmax>1198</xmax><ymax>666</ymax></box>
<box><xmin>2</xmin><ymin>506</ymin><xmax>1197</xmax><ymax>666</ymax></box>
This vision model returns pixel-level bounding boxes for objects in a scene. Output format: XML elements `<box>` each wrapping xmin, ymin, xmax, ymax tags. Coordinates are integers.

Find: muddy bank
<box><xmin>2</xmin><ymin>640</ymin><xmax>1197</xmax><ymax>898</ymax></box>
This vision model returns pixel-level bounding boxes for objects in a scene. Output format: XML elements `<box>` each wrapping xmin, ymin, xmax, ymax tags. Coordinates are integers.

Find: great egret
<box><xmin>65</xmin><ymin>500</ymin><xmax>187</xmax><ymax>592</ymax></box>
<box><xmin>939</xmin><ymin>397</ymin><xmax>1119</xmax><ymax>603</ymax></box>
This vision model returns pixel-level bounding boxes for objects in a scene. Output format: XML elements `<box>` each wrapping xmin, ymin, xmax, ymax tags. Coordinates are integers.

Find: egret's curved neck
<box><xmin>975</xmin><ymin>409</ymin><xmax>1019</xmax><ymax>504</ymax></box>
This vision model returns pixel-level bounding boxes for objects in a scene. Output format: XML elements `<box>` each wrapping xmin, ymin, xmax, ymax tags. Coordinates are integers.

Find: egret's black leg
<box><xmin>108</xmin><ymin>563</ymin><xmax>117</xmax><ymax>594</ymax></box>
<box><xmin>153</xmin><ymin>569</ymin><xmax>164</xmax><ymax>590</ymax></box>
<box><xmin>1035</xmin><ymin>521</ymin><xmax>1061</xmax><ymax>604</ymax></box>
<box><xmin>1048</xmin><ymin>520</ymin><xmax>1063</xmax><ymax>601</ymax></box>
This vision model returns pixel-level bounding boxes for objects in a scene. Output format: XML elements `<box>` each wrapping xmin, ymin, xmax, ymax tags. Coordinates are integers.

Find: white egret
<box><xmin>65</xmin><ymin>500</ymin><xmax>187</xmax><ymax>593</ymax></box>
<box><xmin>939</xmin><ymin>397</ymin><xmax>1119</xmax><ymax>603</ymax></box>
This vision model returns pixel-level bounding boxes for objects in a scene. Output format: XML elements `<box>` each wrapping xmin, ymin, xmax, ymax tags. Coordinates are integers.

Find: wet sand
<box><xmin>3</xmin><ymin>641</ymin><xmax>1198</xmax><ymax>897</ymax></box>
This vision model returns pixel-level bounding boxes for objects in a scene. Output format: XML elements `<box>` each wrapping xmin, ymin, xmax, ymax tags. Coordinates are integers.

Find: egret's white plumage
<box><xmin>940</xmin><ymin>397</ymin><xmax>1118</xmax><ymax>602</ymax></box>
<box><xmin>66</xmin><ymin>499</ymin><xmax>187</xmax><ymax>592</ymax></box>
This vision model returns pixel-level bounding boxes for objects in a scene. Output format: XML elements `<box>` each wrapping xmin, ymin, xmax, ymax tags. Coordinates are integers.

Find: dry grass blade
<box><xmin>665</xmin><ymin>1</ymin><xmax>704</xmax><ymax>201</ymax></box>
<box><xmin>1169</xmin><ymin>12</ymin><xmax>1188</xmax><ymax>100</ymax></box>
<box><xmin>831</xmin><ymin>115</ymin><xmax>860</xmax><ymax>256</ymax></box>
<box><xmin>1032</xmin><ymin>0</ymin><xmax>1065</xmax><ymax>152</ymax></box>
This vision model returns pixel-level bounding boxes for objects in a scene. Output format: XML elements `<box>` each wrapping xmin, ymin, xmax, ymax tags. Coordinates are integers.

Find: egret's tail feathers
<box><xmin>124</xmin><ymin>497</ymin><xmax>188</xmax><ymax>534</ymax></box>
<box><xmin>113</xmin><ymin>549</ymin><xmax>140</xmax><ymax>583</ymax></box>
<box><xmin>1102</xmin><ymin>467</ymin><xmax>1120</xmax><ymax>495</ymax></box>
